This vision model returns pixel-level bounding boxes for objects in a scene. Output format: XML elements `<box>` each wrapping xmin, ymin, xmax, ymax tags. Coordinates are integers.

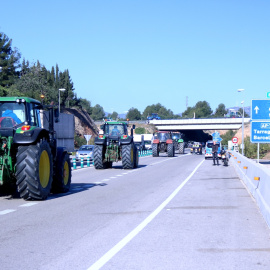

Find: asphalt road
<box><xmin>1</xmin><ymin>152</ymin><xmax>270</xmax><ymax>270</ymax></box>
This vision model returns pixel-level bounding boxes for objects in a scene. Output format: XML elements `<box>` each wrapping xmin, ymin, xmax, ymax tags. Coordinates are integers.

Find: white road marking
<box><xmin>110</xmin><ymin>177</ymin><xmax>117</xmax><ymax>179</ymax></box>
<box><xmin>94</xmin><ymin>182</ymin><xmax>102</xmax><ymax>184</ymax></box>
<box><xmin>19</xmin><ymin>202</ymin><xmax>38</xmax><ymax>207</ymax></box>
<box><xmin>87</xmin><ymin>159</ymin><xmax>205</xmax><ymax>270</ymax></box>
<box><xmin>102</xmin><ymin>179</ymin><xmax>110</xmax><ymax>182</ymax></box>
<box><xmin>0</xmin><ymin>209</ymin><xmax>16</xmax><ymax>215</ymax></box>
<box><xmin>116</xmin><ymin>175</ymin><xmax>123</xmax><ymax>177</ymax></box>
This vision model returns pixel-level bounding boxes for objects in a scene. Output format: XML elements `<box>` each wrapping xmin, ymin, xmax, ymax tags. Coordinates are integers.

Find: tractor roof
<box><xmin>0</xmin><ymin>97</ymin><xmax>41</xmax><ymax>104</ymax></box>
<box><xmin>104</xmin><ymin>121</ymin><xmax>127</xmax><ymax>125</ymax></box>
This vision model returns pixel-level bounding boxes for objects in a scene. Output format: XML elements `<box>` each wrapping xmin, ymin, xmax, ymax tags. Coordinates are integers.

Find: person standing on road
<box><xmin>212</xmin><ymin>141</ymin><xmax>219</xmax><ymax>165</ymax></box>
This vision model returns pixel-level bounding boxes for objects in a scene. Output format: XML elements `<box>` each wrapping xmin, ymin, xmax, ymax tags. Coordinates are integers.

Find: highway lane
<box><xmin>0</xmin><ymin>153</ymin><xmax>270</xmax><ymax>269</ymax></box>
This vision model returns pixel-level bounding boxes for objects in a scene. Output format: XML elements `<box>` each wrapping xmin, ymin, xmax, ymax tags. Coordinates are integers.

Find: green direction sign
<box><xmin>267</xmin><ymin>92</ymin><xmax>270</xmax><ymax>98</ymax></box>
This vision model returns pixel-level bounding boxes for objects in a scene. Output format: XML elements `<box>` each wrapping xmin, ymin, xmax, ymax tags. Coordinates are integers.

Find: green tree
<box><xmin>91</xmin><ymin>104</ymin><xmax>105</xmax><ymax>120</ymax></box>
<box><xmin>244</xmin><ymin>136</ymin><xmax>270</xmax><ymax>158</ymax></box>
<box><xmin>110</xmin><ymin>111</ymin><xmax>118</xmax><ymax>120</ymax></box>
<box><xmin>142</xmin><ymin>103</ymin><xmax>175</xmax><ymax>119</ymax></box>
<box><xmin>0</xmin><ymin>32</ymin><xmax>21</xmax><ymax>89</ymax></box>
<box><xmin>214</xmin><ymin>103</ymin><xmax>227</xmax><ymax>118</ymax></box>
<box><xmin>182</xmin><ymin>101</ymin><xmax>212</xmax><ymax>118</ymax></box>
<box><xmin>221</xmin><ymin>130</ymin><xmax>237</xmax><ymax>147</ymax></box>
<box><xmin>194</xmin><ymin>101</ymin><xmax>213</xmax><ymax>118</ymax></box>
<box><xmin>182</xmin><ymin>106</ymin><xmax>195</xmax><ymax>118</ymax></box>
<box><xmin>238</xmin><ymin>107</ymin><xmax>249</xmax><ymax>117</ymax></box>
<box><xmin>126</xmin><ymin>107</ymin><xmax>141</xmax><ymax>120</ymax></box>
<box><xmin>135</xmin><ymin>127</ymin><xmax>145</xmax><ymax>134</ymax></box>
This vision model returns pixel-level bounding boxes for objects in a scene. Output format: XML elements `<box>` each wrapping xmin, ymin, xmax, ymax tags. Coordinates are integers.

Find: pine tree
<box><xmin>0</xmin><ymin>32</ymin><xmax>21</xmax><ymax>88</ymax></box>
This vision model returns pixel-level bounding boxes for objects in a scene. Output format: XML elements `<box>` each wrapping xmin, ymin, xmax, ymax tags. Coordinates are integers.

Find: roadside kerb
<box><xmin>229</xmin><ymin>150</ymin><xmax>270</xmax><ymax>227</ymax></box>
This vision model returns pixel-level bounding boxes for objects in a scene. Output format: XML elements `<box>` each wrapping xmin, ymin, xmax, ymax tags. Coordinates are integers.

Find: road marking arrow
<box><xmin>254</xmin><ymin>106</ymin><xmax>259</xmax><ymax>114</ymax></box>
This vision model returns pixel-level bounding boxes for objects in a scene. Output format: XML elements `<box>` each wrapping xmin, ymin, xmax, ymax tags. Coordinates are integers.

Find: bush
<box><xmin>244</xmin><ymin>136</ymin><xmax>270</xmax><ymax>159</ymax></box>
<box><xmin>135</xmin><ymin>127</ymin><xmax>145</xmax><ymax>134</ymax></box>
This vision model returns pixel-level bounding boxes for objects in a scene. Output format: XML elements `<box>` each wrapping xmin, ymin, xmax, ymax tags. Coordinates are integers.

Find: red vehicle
<box><xmin>152</xmin><ymin>131</ymin><xmax>174</xmax><ymax>157</ymax></box>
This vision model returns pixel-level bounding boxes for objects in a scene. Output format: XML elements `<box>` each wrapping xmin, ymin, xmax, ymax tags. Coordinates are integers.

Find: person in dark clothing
<box><xmin>212</xmin><ymin>141</ymin><xmax>219</xmax><ymax>165</ymax></box>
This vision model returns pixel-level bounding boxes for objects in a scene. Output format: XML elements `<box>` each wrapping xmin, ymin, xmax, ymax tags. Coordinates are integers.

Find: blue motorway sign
<box><xmin>211</xmin><ymin>132</ymin><xmax>223</xmax><ymax>142</ymax></box>
<box><xmin>251</xmin><ymin>99</ymin><xmax>270</xmax><ymax>120</ymax></box>
<box><xmin>251</xmin><ymin>121</ymin><xmax>270</xmax><ymax>143</ymax></box>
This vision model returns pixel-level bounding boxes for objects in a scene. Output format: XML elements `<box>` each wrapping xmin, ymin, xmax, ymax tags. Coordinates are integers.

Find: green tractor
<box><xmin>172</xmin><ymin>132</ymin><xmax>185</xmax><ymax>154</ymax></box>
<box><xmin>0</xmin><ymin>97</ymin><xmax>71</xmax><ymax>200</ymax></box>
<box><xmin>94</xmin><ymin>121</ymin><xmax>139</xmax><ymax>169</ymax></box>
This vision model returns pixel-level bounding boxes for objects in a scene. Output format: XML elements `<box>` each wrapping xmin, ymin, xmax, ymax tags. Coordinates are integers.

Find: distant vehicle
<box><xmin>134</xmin><ymin>142</ymin><xmax>145</xmax><ymax>151</ymax></box>
<box><xmin>205</xmin><ymin>140</ymin><xmax>221</xmax><ymax>159</ymax></box>
<box><xmin>76</xmin><ymin>145</ymin><xmax>94</xmax><ymax>161</ymax></box>
<box><xmin>144</xmin><ymin>140</ymin><xmax>152</xmax><ymax>150</ymax></box>
<box><xmin>147</xmin><ymin>113</ymin><xmax>161</xmax><ymax>120</ymax></box>
<box><xmin>224</xmin><ymin>109</ymin><xmax>241</xmax><ymax>118</ymax></box>
<box><xmin>190</xmin><ymin>142</ymin><xmax>202</xmax><ymax>155</ymax></box>
<box><xmin>104</xmin><ymin>117</ymin><xmax>113</xmax><ymax>122</ymax></box>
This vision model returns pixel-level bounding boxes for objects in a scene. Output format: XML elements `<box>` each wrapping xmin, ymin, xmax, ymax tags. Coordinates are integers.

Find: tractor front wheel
<box><xmin>152</xmin><ymin>143</ymin><xmax>159</xmax><ymax>157</ymax></box>
<box><xmin>179</xmin><ymin>142</ymin><xmax>185</xmax><ymax>154</ymax></box>
<box><xmin>15</xmin><ymin>139</ymin><xmax>53</xmax><ymax>200</ymax></box>
<box><xmin>167</xmin><ymin>143</ymin><xmax>174</xmax><ymax>157</ymax></box>
<box><xmin>122</xmin><ymin>143</ymin><xmax>135</xmax><ymax>169</ymax></box>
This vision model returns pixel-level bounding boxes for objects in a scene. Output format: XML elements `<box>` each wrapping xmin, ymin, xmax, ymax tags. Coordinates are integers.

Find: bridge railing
<box><xmin>229</xmin><ymin>151</ymin><xmax>270</xmax><ymax>227</ymax></box>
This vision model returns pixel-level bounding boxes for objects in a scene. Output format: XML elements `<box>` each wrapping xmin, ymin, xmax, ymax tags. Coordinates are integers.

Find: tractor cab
<box><xmin>0</xmin><ymin>98</ymin><xmax>42</xmax><ymax>129</ymax></box>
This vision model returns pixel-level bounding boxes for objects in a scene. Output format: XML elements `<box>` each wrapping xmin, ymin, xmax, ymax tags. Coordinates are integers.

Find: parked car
<box><xmin>76</xmin><ymin>145</ymin><xmax>94</xmax><ymax>161</ymax></box>
<box><xmin>144</xmin><ymin>140</ymin><xmax>152</xmax><ymax>150</ymax></box>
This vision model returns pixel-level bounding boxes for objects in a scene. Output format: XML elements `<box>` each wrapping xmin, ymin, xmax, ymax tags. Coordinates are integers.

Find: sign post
<box><xmin>84</xmin><ymin>134</ymin><xmax>92</xmax><ymax>145</ymax></box>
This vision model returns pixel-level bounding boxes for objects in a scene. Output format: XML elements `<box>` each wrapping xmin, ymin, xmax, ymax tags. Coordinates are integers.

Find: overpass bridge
<box><xmin>149</xmin><ymin>117</ymin><xmax>251</xmax><ymax>131</ymax></box>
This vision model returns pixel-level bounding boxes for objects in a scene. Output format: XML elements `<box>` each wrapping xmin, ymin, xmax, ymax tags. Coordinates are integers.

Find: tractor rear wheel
<box><xmin>94</xmin><ymin>145</ymin><xmax>106</xmax><ymax>169</ymax></box>
<box><xmin>168</xmin><ymin>143</ymin><xmax>174</xmax><ymax>157</ymax></box>
<box><xmin>122</xmin><ymin>143</ymin><xmax>135</xmax><ymax>169</ymax></box>
<box><xmin>152</xmin><ymin>143</ymin><xmax>159</xmax><ymax>157</ymax></box>
<box><xmin>15</xmin><ymin>139</ymin><xmax>53</xmax><ymax>200</ymax></box>
<box><xmin>51</xmin><ymin>152</ymin><xmax>71</xmax><ymax>193</ymax></box>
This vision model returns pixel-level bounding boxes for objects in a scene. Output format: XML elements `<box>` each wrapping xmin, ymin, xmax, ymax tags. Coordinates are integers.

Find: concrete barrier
<box><xmin>229</xmin><ymin>151</ymin><xmax>270</xmax><ymax>227</ymax></box>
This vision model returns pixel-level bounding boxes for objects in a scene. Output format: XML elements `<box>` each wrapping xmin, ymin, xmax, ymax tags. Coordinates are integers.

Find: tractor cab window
<box><xmin>157</xmin><ymin>132</ymin><xmax>170</xmax><ymax>141</ymax></box>
<box><xmin>0</xmin><ymin>102</ymin><xmax>25</xmax><ymax>127</ymax></box>
<box><xmin>105</xmin><ymin>124</ymin><xmax>125</xmax><ymax>135</ymax></box>
<box><xmin>29</xmin><ymin>103</ymin><xmax>41</xmax><ymax>127</ymax></box>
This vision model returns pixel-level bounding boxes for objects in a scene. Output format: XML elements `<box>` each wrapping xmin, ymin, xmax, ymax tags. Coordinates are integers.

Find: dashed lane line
<box><xmin>0</xmin><ymin>209</ymin><xmax>16</xmax><ymax>215</ymax></box>
<box><xmin>19</xmin><ymin>202</ymin><xmax>38</xmax><ymax>207</ymax></box>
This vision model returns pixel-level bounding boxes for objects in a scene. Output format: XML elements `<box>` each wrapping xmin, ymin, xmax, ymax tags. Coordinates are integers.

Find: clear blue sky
<box><xmin>1</xmin><ymin>0</ymin><xmax>269</xmax><ymax>115</ymax></box>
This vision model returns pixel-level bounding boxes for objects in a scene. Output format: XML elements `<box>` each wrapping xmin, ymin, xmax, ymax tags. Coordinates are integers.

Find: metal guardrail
<box><xmin>70</xmin><ymin>150</ymin><xmax>152</xmax><ymax>170</ymax></box>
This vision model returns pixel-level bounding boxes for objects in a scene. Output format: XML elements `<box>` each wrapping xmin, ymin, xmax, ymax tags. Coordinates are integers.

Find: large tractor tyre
<box><xmin>15</xmin><ymin>139</ymin><xmax>53</xmax><ymax>200</ymax></box>
<box><xmin>152</xmin><ymin>143</ymin><xmax>159</xmax><ymax>157</ymax></box>
<box><xmin>93</xmin><ymin>145</ymin><xmax>106</xmax><ymax>169</ymax></box>
<box><xmin>167</xmin><ymin>143</ymin><xmax>174</xmax><ymax>157</ymax></box>
<box><xmin>179</xmin><ymin>142</ymin><xmax>185</xmax><ymax>154</ymax></box>
<box><xmin>122</xmin><ymin>143</ymin><xmax>135</xmax><ymax>169</ymax></box>
<box><xmin>51</xmin><ymin>152</ymin><xmax>71</xmax><ymax>193</ymax></box>
<box><xmin>133</xmin><ymin>147</ymin><xmax>139</xmax><ymax>168</ymax></box>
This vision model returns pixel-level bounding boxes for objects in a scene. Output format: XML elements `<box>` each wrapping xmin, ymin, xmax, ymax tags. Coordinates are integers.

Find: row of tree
<box><xmin>0</xmin><ymin>31</ymin><xmax>246</xmax><ymax>121</ymax></box>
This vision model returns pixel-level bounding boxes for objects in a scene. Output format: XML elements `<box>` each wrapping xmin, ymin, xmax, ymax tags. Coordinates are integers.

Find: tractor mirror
<box><xmin>54</xmin><ymin>109</ymin><xmax>59</xmax><ymax>123</ymax></box>
<box><xmin>132</xmin><ymin>124</ymin><xmax>135</xmax><ymax>129</ymax></box>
